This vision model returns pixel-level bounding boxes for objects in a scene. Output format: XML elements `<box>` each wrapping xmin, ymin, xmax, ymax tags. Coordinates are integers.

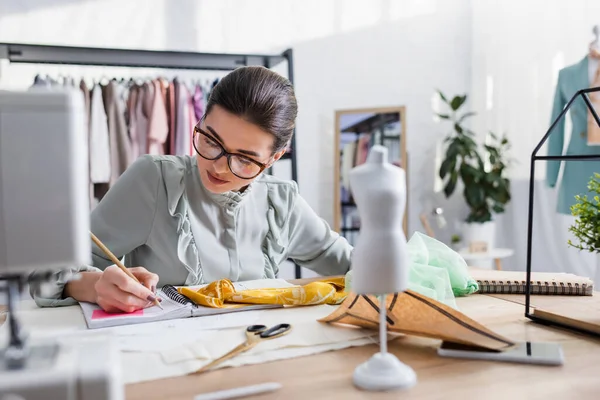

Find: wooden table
<box><xmin>127</xmin><ymin>293</ymin><xmax>600</xmax><ymax>400</ymax></box>
<box><xmin>2</xmin><ymin>287</ymin><xmax>599</xmax><ymax>399</ymax></box>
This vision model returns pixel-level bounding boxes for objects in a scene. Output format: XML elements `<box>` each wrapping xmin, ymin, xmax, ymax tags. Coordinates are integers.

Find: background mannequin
<box><xmin>543</xmin><ymin>25</ymin><xmax>600</xmax><ymax>283</ymax></box>
<box><xmin>546</xmin><ymin>26</ymin><xmax>600</xmax><ymax>215</ymax></box>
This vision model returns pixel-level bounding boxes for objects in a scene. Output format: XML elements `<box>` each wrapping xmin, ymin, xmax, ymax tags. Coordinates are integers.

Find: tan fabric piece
<box><xmin>320</xmin><ymin>290</ymin><xmax>515</xmax><ymax>351</ymax></box>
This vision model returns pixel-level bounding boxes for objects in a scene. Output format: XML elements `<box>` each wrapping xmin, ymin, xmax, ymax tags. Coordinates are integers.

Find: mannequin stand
<box><xmin>352</xmin><ymin>294</ymin><xmax>417</xmax><ymax>391</ymax></box>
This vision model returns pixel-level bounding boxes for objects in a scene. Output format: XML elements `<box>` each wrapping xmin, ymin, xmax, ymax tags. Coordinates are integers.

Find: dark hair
<box><xmin>204</xmin><ymin>66</ymin><xmax>298</xmax><ymax>152</ymax></box>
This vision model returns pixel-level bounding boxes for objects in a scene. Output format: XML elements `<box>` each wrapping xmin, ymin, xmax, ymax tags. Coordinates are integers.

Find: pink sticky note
<box><xmin>92</xmin><ymin>309</ymin><xmax>144</xmax><ymax>320</ymax></box>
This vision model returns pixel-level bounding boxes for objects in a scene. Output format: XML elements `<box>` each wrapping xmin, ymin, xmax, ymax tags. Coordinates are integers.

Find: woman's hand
<box><xmin>94</xmin><ymin>266</ymin><xmax>161</xmax><ymax>313</ymax></box>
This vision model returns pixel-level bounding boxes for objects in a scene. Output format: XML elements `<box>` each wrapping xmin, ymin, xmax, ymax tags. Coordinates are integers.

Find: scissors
<box><xmin>193</xmin><ymin>323</ymin><xmax>292</xmax><ymax>374</ymax></box>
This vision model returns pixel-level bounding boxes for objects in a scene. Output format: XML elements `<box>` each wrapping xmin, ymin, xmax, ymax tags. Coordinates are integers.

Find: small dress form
<box><xmin>349</xmin><ymin>145</ymin><xmax>410</xmax><ymax>295</ymax></box>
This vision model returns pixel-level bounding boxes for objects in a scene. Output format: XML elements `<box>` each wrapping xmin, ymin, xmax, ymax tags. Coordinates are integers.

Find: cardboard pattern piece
<box><xmin>319</xmin><ymin>290</ymin><xmax>515</xmax><ymax>351</ymax></box>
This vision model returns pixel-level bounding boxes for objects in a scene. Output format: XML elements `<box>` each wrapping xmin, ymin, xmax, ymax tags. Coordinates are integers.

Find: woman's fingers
<box><xmin>97</xmin><ymin>293</ymin><xmax>151</xmax><ymax>314</ymax></box>
<box><xmin>106</xmin><ymin>283</ymin><xmax>152</xmax><ymax>309</ymax></box>
<box><xmin>95</xmin><ymin>265</ymin><xmax>160</xmax><ymax>313</ymax></box>
<box><xmin>129</xmin><ymin>267</ymin><xmax>160</xmax><ymax>293</ymax></box>
<box><xmin>104</xmin><ymin>265</ymin><xmax>157</xmax><ymax>302</ymax></box>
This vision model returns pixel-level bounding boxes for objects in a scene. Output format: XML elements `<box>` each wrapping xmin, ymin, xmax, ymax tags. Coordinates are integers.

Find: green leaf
<box><xmin>458</xmin><ymin>111</ymin><xmax>477</xmax><ymax>123</ymax></box>
<box><xmin>450</xmin><ymin>95</ymin><xmax>467</xmax><ymax>111</ymax></box>
<box><xmin>464</xmin><ymin>184</ymin><xmax>485</xmax><ymax>209</ymax></box>
<box><xmin>459</xmin><ymin>162</ymin><xmax>481</xmax><ymax>186</ymax></box>
<box><xmin>437</xmin><ymin>90</ymin><xmax>448</xmax><ymax>104</ymax></box>
<box><xmin>445</xmin><ymin>141</ymin><xmax>461</xmax><ymax>159</ymax></box>
<box><xmin>437</xmin><ymin>113</ymin><xmax>451</xmax><ymax>119</ymax></box>
<box><xmin>444</xmin><ymin>170</ymin><xmax>458</xmax><ymax>198</ymax></box>
<box><xmin>454</xmin><ymin>123</ymin><xmax>464</xmax><ymax>134</ymax></box>
<box><xmin>439</xmin><ymin>158</ymin><xmax>454</xmax><ymax>179</ymax></box>
<box><xmin>492</xmin><ymin>204</ymin><xmax>505</xmax><ymax>213</ymax></box>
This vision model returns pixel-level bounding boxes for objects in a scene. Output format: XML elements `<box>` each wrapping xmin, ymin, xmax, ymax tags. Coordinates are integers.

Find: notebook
<box><xmin>469</xmin><ymin>269</ymin><xmax>594</xmax><ymax>296</ymax></box>
<box><xmin>79</xmin><ymin>278</ymin><xmax>293</xmax><ymax>329</ymax></box>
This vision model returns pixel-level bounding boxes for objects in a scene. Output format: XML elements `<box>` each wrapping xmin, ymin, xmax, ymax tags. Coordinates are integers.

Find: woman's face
<box><xmin>195</xmin><ymin>105</ymin><xmax>285</xmax><ymax>193</ymax></box>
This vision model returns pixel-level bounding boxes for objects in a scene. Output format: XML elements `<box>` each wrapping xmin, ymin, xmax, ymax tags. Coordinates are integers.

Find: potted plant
<box><xmin>436</xmin><ymin>91</ymin><xmax>511</xmax><ymax>250</ymax></box>
<box><xmin>568</xmin><ymin>173</ymin><xmax>600</xmax><ymax>256</ymax></box>
<box><xmin>450</xmin><ymin>234</ymin><xmax>462</xmax><ymax>251</ymax></box>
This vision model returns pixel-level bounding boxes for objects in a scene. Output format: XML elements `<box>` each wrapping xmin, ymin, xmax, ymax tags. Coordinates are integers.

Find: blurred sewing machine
<box><xmin>0</xmin><ymin>89</ymin><xmax>123</xmax><ymax>399</ymax></box>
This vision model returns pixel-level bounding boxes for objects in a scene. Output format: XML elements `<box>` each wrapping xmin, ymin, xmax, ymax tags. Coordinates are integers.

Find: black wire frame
<box><xmin>525</xmin><ymin>86</ymin><xmax>600</xmax><ymax>337</ymax></box>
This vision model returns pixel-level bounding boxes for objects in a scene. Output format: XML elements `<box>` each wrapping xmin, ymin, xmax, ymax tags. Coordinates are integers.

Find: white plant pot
<box><xmin>462</xmin><ymin>221</ymin><xmax>496</xmax><ymax>250</ymax></box>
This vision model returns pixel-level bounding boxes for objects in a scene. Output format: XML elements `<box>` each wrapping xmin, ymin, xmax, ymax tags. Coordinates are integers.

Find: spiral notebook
<box><xmin>470</xmin><ymin>269</ymin><xmax>594</xmax><ymax>296</ymax></box>
<box><xmin>79</xmin><ymin>279</ymin><xmax>292</xmax><ymax>329</ymax></box>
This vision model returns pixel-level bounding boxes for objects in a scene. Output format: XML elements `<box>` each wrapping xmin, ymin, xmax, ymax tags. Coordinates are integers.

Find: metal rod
<box><xmin>531</xmin><ymin>87</ymin><xmax>600</xmax><ymax>157</ymax></box>
<box><xmin>533</xmin><ymin>154</ymin><xmax>600</xmax><ymax>161</ymax></box>
<box><xmin>284</xmin><ymin>48</ymin><xmax>302</xmax><ymax>280</ymax></box>
<box><xmin>0</xmin><ymin>42</ymin><xmax>287</xmax><ymax>71</ymax></box>
<box><xmin>583</xmin><ymin>92</ymin><xmax>600</xmax><ymax>128</ymax></box>
<box><xmin>525</xmin><ymin>158</ymin><xmax>536</xmax><ymax>317</ymax></box>
<box><xmin>379</xmin><ymin>294</ymin><xmax>387</xmax><ymax>354</ymax></box>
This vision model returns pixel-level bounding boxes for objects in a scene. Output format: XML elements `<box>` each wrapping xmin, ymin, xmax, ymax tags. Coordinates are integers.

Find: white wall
<box><xmin>0</xmin><ymin>0</ymin><xmax>472</xmax><ymax>279</ymax></box>
<box><xmin>468</xmin><ymin>0</ymin><xmax>600</xmax><ymax>276</ymax></box>
<box><xmin>293</xmin><ymin>0</ymin><xmax>473</xmax><ymax>240</ymax></box>
<box><xmin>470</xmin><ymin>0</ymin><xmax>600</xmax><ymax>180</ymax></box>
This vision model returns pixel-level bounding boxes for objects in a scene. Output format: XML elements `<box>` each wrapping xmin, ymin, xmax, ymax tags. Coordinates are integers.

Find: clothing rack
<box><xmin>0</xmin><ymin>42</ymin><xmax>302</xmax><ymax>279</ymax></box>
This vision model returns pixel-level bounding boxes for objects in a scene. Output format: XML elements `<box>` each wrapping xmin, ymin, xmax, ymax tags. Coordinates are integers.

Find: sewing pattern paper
<box><xmin>319</xmin><ymin>290</ymin><xmax>515</xmax><ymax>351</ymax></box>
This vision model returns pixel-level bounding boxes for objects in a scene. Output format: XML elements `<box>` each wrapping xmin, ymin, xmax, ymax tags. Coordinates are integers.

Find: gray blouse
<box><xmin>30</xmin><ymin>155</ymin><xmax>353</xmax><ymax>307</ymax></box>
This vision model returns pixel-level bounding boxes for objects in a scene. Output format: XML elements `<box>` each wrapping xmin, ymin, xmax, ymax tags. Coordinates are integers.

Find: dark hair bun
<box><xmin>205</xmin><ymin>66</ymin><xmax>297</xmax><ymax>152</ymax></box>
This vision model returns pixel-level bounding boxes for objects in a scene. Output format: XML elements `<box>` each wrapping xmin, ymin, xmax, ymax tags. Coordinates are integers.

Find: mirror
<box><xmin>334</xmin><ymin>107</ymin><xmax>408</xmax><ymax>246</ymax></box>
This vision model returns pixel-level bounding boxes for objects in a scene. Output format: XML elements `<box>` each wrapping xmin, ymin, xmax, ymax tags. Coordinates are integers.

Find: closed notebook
<box><xmin>79</xmin><ymin>279</ymin><xmax>291</xmax><ymax>329</ymax></box>
<box><xmin>470</xmin><ymin>269</ymin><xmax>594</xmax><ymax>296</ymax></box>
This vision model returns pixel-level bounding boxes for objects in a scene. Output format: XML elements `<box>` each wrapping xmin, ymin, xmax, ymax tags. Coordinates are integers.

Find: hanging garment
<box><xmin>587</xmin><ymin>47</ymin><xmax>600</xmax><ymax>145</ymax></box>
<box><xmin>175</xmin><ymin>83</ymin><xmax>192</xmax><ymax>156</ymax></box>
<box><xmin>547</xmin><ymin>54</ymin><xmax>600</xmax><ymax>214</ymax></box>
<box><xmin>192</xmin><ymin>84</ymin><xmax>204</xmax><ymax>121</ymax></box>
<box><xmin>171</xmin><ymin>79</ymin><xmax>181</xmax><ymax>155</ymax></box>
<box><xmin>89</xmin><ymin>84</ymin><xmax>111</xmax><ymax>183</ymax></box>
<box><xmin>354</xmin><ymin>135</ymin><xmax>370</xmax><ymax>166</ymax></box>
<box><xmin>134</xmin><ymin>82</ymin><xmax>150</xmax><ymax>155</ymax></box>
<box><xmin>79</xmin><ymin>79</ymin><xmax>94</xmax><ymax>209</ymax></box>
<box><xmin>127</xmin><ymin>84</ymin><xmax>140</xmax><ymax>160</ymax></box>
<box><xmin>188</xmin><ymin>88</ymin><xmax>197</xmax><ymax>155</ymax></box>
<box><xmin>147</xmin><ymin>79</ymin><xmax>169</xmax><ymax>155</ymax></box>
<box><xmin>340</xmin><ymin>141</ymin><xmax>357</xmax><ymax>191</ymax></box>
<box><xmin>102</xmin><ymin>80</ymin><xmax>133</xmax><ymax>186</ymax></box>
<box><xmin>166</xmin><ymin>80</ymin><xmax>176</xmax><ymax>155</ymax></box>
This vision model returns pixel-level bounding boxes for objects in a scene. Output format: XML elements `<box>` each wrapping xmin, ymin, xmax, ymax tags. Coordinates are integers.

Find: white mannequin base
<box><xmin>352</xmin><ymin>352</ymin><xmax>417</xmax><ymax>391</ymax></box>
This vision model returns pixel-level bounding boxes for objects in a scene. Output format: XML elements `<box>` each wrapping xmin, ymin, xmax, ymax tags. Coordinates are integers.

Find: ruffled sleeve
<box><xmin>161</xmin><ymin>160</ymin><xmax>203</xmax><ymax>285</ymax></box>
<box><xmin>262</xmin><ymin>180</ymin><xmax>353</xmax><ymax>276</ymax></box>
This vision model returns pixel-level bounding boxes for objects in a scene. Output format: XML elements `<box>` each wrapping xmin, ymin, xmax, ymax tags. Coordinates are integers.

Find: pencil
<box><xmin>90</xmin><ymin>231</ymin><xmax>163</xmax><ymax>310</ymax></box>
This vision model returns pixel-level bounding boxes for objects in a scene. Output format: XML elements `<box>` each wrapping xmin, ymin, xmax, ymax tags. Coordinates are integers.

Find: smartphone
<box><xmin>437</xmin><ymin>341</ymin><xmax>564</xmax><ymax>366</ymax></box>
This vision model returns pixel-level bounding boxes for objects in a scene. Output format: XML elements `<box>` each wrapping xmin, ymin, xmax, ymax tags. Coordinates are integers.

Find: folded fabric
<box><xmin>408</xmin><ymin>232</ymin><xmax>479</xmax><ymax>297</ymax></box>
<box><xmin>178</xmin><ymin>277</ymin><xmax>347</xmax><ymax>308</ymax></box>
<box><xmin>345</xmin><ymin>231</ymin><xmax>478</xmax><ymax>309</ymax></box>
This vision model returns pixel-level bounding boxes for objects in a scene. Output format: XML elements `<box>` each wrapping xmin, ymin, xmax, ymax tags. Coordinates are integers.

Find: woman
<box><xmin>31</xmin><ymin>66</ymin><xmax>352</xmax><ymax>313</ymax></box>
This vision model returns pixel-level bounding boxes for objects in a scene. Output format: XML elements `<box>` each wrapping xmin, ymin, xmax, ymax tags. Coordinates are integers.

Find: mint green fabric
<box><xmin>345</xmin><ymin>232</ymin><xmax>478</xmax><ymax>309</ymax></box>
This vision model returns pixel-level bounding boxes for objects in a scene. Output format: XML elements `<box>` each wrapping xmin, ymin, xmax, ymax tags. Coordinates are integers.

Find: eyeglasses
<box><xmin>192</xmin><ymin>127</ymin><xmax>268</xmax><ymax>179</ymax></box>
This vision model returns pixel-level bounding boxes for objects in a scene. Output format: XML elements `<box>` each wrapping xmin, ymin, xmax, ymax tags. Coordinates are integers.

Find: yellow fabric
<box><xmin>178</xmin><ymin>277</ymin><xmax>347</xmax><ymax>308</ymax></box>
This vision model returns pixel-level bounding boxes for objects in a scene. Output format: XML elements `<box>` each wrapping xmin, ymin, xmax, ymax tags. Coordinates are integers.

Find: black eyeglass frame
<box><xmin>192</xmin><ymin>127</ymin><xmax>269</xmax><ymax>180</ymax></box>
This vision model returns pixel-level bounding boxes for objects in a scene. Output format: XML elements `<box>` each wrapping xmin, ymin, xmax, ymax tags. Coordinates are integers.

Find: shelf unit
<box><xmin>338</xmin><ymin>111</ymin><xmax>402</xmax><ymax>242</ymax></box>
